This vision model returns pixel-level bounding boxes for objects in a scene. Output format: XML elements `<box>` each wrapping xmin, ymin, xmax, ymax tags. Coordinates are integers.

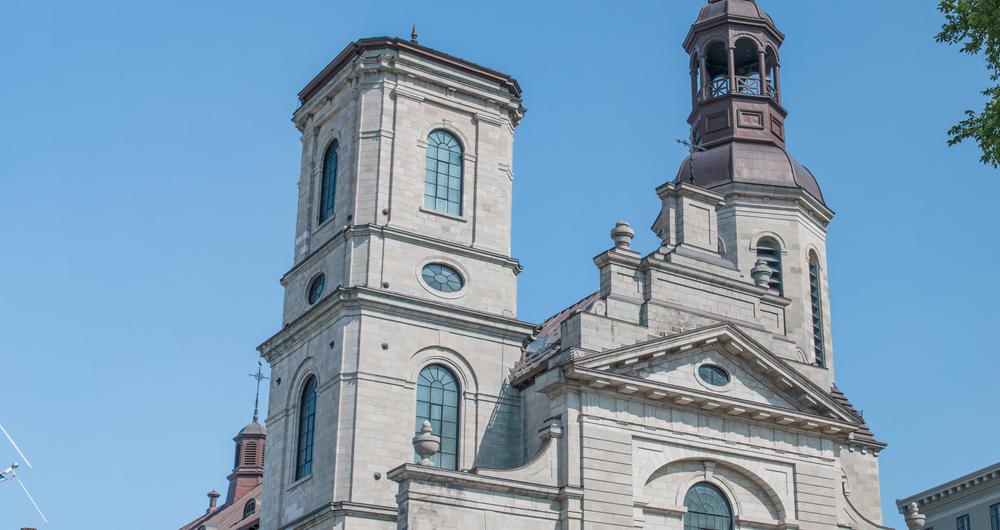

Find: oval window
<box><xmin>307</xmin><ymin>274</ymin><xmax>326</xmax><ymax>305</ymax></box>
<box><xmin>698</xmin><ymin>364</ymin><xmax>730</xmax><ymax>387</ymax></box>
<box><xmin>421</xmin><ymin>263</ymin><xmax>464</xmax><ymax>293</ymax></box>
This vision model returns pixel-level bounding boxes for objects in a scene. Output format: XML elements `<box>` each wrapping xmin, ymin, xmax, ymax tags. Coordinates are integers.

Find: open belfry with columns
<box><xmin>182</xmin><ymin>1</ymin><xmax>891</xmax><ymax>529</ymax></box>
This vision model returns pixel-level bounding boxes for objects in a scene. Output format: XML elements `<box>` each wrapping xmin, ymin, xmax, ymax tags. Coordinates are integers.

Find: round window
<box><xmin>307</xmin><ymin>274</ymin><xmax>326</xmax><ymax>305</ymax></box>
<box><xmin>421</xmin><ymin>263</ymin><xmax>464</xmax><ymax>293</ymax></box>
<box><xmin>698</xmin><ymin>364</ymin><xmax>730</xmax><ymax>387</ymax></box>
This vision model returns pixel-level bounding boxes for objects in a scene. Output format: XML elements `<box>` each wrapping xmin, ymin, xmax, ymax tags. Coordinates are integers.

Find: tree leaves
<box><xmin>936</xmin><ymin>0</ymin><xmax>1000</xmax><ymax>167</ymax></box>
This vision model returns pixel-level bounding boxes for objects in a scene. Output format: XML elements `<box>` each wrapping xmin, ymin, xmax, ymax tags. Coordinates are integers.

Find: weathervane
<box><xmin>249</xmin><ymin>358</ymin><xmax>269</xmax><ymax>424</ymax></box>
<box><xmin>0</xmin><ymin>423</ymin><xmax>48</xmax><ymax>524</ymax></box>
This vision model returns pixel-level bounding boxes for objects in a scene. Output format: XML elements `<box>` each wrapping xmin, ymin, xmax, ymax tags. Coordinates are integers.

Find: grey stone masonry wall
<box><xmin>580</xmin><ymin>424</ymin><xmax>634</xmax><ymax>529</ymax></box>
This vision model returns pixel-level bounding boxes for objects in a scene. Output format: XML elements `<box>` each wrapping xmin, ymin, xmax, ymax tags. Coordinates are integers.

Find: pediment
<box><xmin>566</xmin><ymin>323</ymin><xmax>861</xmax><ymax>436</ymax></box>
<box><xmin>629</xmin><ymin>347</ymin><xmax>797</xmax><ymax>410</ymax></box>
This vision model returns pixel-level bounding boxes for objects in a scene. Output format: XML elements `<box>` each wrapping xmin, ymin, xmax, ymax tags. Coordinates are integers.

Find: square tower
<box><xmin>281</xmin><ymin>36</ymin><xmax>526</xmax><ymax>325</ymax></box>
<box><xmin>259</xmin><ymin>36</ymin><xmax>535</xmax><ymax>530</ymax></box>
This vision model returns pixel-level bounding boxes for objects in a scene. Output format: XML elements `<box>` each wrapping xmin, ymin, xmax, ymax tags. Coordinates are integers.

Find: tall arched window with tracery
<box><xmin>414</xmin><ymin>364</ymin><xmax>460</xmax><ymax>469</ymax></box>
<box><xmin>683</xmin><ymin>482</ymin><xmax>733</xmax><ymax>530</ymax></box>
<box><xmin>294</xmin><ymin>376</ymin><xmax>317</xmax><ymax>481</ymax></box>
<box><xmin>319</xmin><ymin>140</ymin><xmax>338</xmax><ymax>224</ymax></box>
<box><xmin>809</xmin><ymin>251</ymin><xmax>826</xmax><ymax>368</ymax></box>
<box><xmin>424</xmin><ymin>130</ymin><xmax>463</xmax><ymax>216</ymax></box>
<box><xmin>756</xmin><ymin>237</ymin><xmax>783</xmax><ymax>295</ymax></box>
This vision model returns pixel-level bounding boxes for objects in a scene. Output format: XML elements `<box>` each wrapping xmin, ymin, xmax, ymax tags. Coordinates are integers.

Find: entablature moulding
<box><xmin>513</xmin><ymin>324</ymin><xmax>882</xmax><ymax>450</ymax></box>
<box><xmin>686</xmin><ymin>94</ymin><xmax>788</xmax><ymax>125</ymax></box>
<box><xmin>275</xmin><ymin>501</ymin><xmax>398</xmax><ymax>530</ymax></box>
<box><xmin>719</xmin><ymin>182</ymin><xmax>834</xmax><ymax>225</ymax></box>
<box><xmin>897</xmin><ymin>463</ymin><xmax>1000</xmax><ymax>511</ymax></box>
<box><xmin>293</xmin><ymin>47</ymin><xmax>522</xmax><ymax>132</ymax></box>
<box><xmin>258</xmin><ymin>285</ymin><xmax>536</xmax><ymax>364</ymax></box>
<box><xmin>280</xmin><ymin>223</ymin><xmax>524</xmax><ymax>287</ymax></box>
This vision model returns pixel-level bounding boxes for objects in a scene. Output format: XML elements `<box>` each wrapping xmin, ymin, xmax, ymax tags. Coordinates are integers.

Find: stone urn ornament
<box><xmin>611</xmin><ymin>221</ymin><xmax>635</xmax><ymax>250</ymax></box>
<box><xmin>412</xmin><ymin>420</ymin><xmax>441</xmax><ymax>466</ymax></box>
<box><xmin>751</xmin><ymin>259</ymin><xmax>773</xmax><ymax>288</ymax></box>
<box><xmin>904</xmin><ymin>503</ymin><xmax>926</xmax><ymax>530</ymax></box>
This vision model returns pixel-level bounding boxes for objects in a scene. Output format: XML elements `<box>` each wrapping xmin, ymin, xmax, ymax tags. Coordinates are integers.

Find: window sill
<box><xmin>287</xmin><ymin>473</ymin><xmax>313</xmax><ymax>492</ymax></box>
<box><xmin>419</xmin><ymin>207</ymin><xmax>467</xmax><ymax>223</ymax></box>
<box><xmin>315</xmin><ymin>214</ymin><xmax>343</xmax><ymax>233</ymax></box>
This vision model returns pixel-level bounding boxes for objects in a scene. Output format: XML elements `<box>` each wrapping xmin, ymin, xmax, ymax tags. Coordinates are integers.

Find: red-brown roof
<box><xmin>830</xmin><ymin>384</ymin><xmax>882</xmax><ymax>445</ymax></box>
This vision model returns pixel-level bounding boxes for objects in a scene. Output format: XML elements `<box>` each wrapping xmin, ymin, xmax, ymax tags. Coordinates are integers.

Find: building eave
<box><xmin>298</xmin><ymin>37</ymin><xmax>522</xmax><ymax>105</ymax></box>
<box><xmin>896</xmin><ymin>460</ymin><xmax>1000</xmax><ymax>511</ymax></box>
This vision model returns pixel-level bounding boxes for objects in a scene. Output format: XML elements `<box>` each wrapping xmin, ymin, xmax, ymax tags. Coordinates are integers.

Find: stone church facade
<box><xmin>255</xmin><ymin>1</ymin><xmax>888</xmax><ymax>529</ymax></box>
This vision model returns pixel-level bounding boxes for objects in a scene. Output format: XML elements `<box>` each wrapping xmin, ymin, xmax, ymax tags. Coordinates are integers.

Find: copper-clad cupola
<box><xmin>679</xmin><ymin>0</ymin><xmax>826</xmax><ymax>206</ymax></box>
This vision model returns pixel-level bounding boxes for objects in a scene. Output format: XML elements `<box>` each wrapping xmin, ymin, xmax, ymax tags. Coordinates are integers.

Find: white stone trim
<box><xmin>414</xmin><ymin>256</ymin><xmax>470</xmax><ymax>300</ymax></box>
<box><xmin>693</xmin><ymin>359</ymin><xmax>735</xmax><ymax>393</ymax></box>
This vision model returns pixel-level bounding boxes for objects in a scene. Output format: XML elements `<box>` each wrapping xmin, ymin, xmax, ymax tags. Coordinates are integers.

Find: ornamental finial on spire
<box><xmin>411</xmin><ymin>24</ymin><xmax>418</xmax><ymax>44</ymax></box>
<box><xmin>249</xmin><ymin>358</ymin><xmax>268</xmax><ymax>424</ymax></box>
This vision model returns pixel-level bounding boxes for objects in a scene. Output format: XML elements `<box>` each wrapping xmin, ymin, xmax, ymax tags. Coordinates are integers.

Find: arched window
<box><xmin>684</xmin><ymin>482</ymin><xmax>733</xmax><ymax>530</ymax></box>
<box><xmin>294</xmin><ymin>376</ymin><xmax>317</xmax><ymax>481</ymax></box>
<box><xmin>809</xmin><ymin>252</ymin><xmax>826</xmax><ymax>368</ymax></box>
<box><xmin>319</xmin><ymin>140</ymin><xmax>338</xmax><ymax>224</ymax></box>
<box><xmin>424</xmin><ymin>130</ymin><xmax>463</xmax><ymax>216</ymax></box>
<box><xmin>765</xmin><ymin>46</ymin><xmax>778</xmax><ymax>99</ymax></box>
<box><xmin>243</xmin><ymin>498</ymin><xmax>256</xmax><ymax>518</ymax></box>
<box><xmin>704</xmin><ymin>41</ymin><xmax>729</xmax><ymax>98</ymax></box>
<box><xmin>756</xmin><ymin>237</ymin><xmax>783</xmax><ymax>295</ymax></box>
<box><xmin>414</xmin><ymin>364</ymin><xmax>460</xmax><ymax>469</ymax></box>
<box><xmin>734</xmin><ymin>37</ymin><xmax>761</xmax><ymax>95</ymax></box>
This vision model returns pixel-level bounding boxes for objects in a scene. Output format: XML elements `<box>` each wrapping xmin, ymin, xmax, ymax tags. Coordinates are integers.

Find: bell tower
<box><xmin>669</xmin><ymin>0</ymin><xmax>837</xmax><ymax>388</ymax></box>
<box><xmin>685</xmin><ymin>0</ymin><xmax>786</xmax><ymax>149</ymax></box>
<box><xmin>260</xmin><ymin>35</ymin><xmax>534</xmax><ymax>530</ymax></box>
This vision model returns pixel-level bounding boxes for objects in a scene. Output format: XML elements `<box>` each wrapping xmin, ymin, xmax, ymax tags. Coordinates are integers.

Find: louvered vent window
<box><xmin>755</xmin><ymin>238</ymin><xmax>783</xmax><ymax>294</ymax></box>
<box><xmin>809</xmin><ymin>256</ymin><xmax>826</xmax><ymax>368</ymax></box>
<box><xmin>244</xmin><ymin>441</ymin><xmax>258</xmax><ymax>466</ymax></box>
<box><xmin>234</xmin><ymin>442</ymin><xmax>241</xmax><ymax>469</ymax></box>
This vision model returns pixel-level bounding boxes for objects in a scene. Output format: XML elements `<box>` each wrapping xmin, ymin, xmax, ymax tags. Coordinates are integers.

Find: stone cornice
<box><xmin>258</xmin><ymin>286</ymin><xmax>536</xmax><ymax>362</ymax></box>
<box><xmin>719</xmin><ymin>182</ymin><xmax>835</xmax><ymax>225</ymax></box>
<box><xmin>896</xmin><ymin>460</ymin><xmax>1000</xmax><ymax>511</ymax></box>
<box><xmin>281</xmin><ymin>223</ymin><xmax>523</xmax><ymax>286</ymax></box>
<box><xmin>277</xmin><ymin>501</ymin><xmax>397</xmax><ymax>530</ymax></box>
<box><xmin>387</xmin><ymin>463</ymin><xmax>564</xmax><ymax>500</ymax></box>
<box><xmin>294</xmin><ymin>39</ymin><xmax>524</xmax><ymax>129</ymax></box>
<box><xmin>642</xmin><ymin>253</ymin><xmax>791</xmax><ymax>308</ymax></box>
<box><xmin>566</xmin><ymin>365</ymin><xmax>855</xmax><ymax>439</ymax></box>
<box><xmin>569</xmin><ymin>324</ymin><xmax>859</xmax><ymax>426</ymax></box>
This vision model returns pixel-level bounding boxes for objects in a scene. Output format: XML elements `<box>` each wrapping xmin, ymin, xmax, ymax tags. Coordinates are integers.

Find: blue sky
<box><xmin>1</xmin><ymin>1</ymin><xmax>995</xmax><ymax>528</ymax></box>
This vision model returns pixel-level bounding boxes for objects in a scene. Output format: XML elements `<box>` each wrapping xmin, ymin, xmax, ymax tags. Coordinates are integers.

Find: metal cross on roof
<box><xmin>676</xmin><ymin>139</ymin><xmax>707</xmax><ymax>184</ymax></box>
<box><xmin>249</xmin><ymin>359</ymin><xmax>269</xmax><ymax>424</ymax></box>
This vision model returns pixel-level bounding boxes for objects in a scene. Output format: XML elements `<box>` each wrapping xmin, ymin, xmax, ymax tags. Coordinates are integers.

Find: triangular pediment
<box><xmin>566</xmin><ymin>324</ymin><xmax>862</xmax><ymax>437</ymax></box>
<box><xmin>628</xmin><ymin>347</ymin><xmax>798</xmax><ymax>410</ymax></box>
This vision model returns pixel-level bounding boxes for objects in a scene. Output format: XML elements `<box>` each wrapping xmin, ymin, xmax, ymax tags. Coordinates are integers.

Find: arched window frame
<box><xmin>318</xmin><ymin>139</ymin><xmax>338</xmax><ymax>224</ymax></box>
<box><xmin>243</xmin><ymin>498</ymin><xmax>256</xmax><ymax>519</ymax></box>
<box><xmin>755</xmin><ymin>236</ymin><xmax>784</xmax><ymax>295</ymax></box>
<box><xmin>294</xmin><ymin>375</ymin><xmax>318</xmax><ymax>481</ymax></box>
<box><xmin>703</xmin><ymin>40</ymin><xmax>730</xmax><ymax>99</ymax></box>
<box><xmin>683</xmin><ymin>482</ymin><xmax>734</xmax><ymax>530</ymax></box>
<box><xmin>734</xmin><ymin>36</ymin><xmax>763</xmax><ymax>95</ymax></box>
<box><xmin>808</xmin><ymin>251</ymin><xmax>826</xmax><ymax>368</ymax></box>
<box><xmin>764</xmin><ymin>45</ymin><xmax>779</xmax><ymax>100</ymax></box>
<box><xmin>414</xmin><ymin>364</ymin><xmax>461</xmax><ymax>469</ymax></box>
<box><xmin>423</xmin><ymin>130</ymin><xmax>464</xmax><ymax>216</ymax></box>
